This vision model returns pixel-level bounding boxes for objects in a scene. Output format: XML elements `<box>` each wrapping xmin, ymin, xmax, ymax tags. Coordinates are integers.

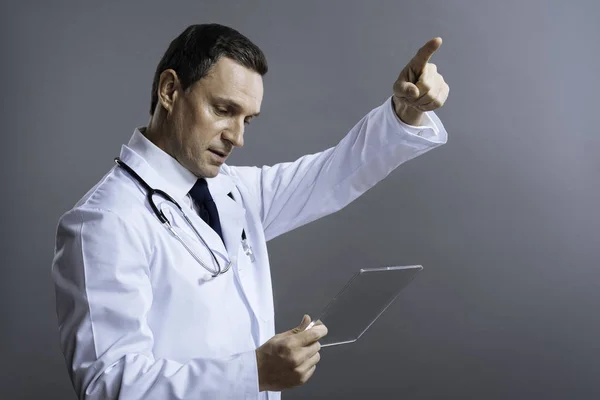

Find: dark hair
<box><xmin>149</xmin><ymin>23</ymin><xmax>268</xmax><ymax>115</ymax></box>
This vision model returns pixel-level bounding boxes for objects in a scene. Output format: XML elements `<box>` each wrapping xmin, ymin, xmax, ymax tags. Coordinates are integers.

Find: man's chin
<box><xmin>197</xmin><ymin>164</ymin><xmax>221</xmax><ymax>179</ymax></box>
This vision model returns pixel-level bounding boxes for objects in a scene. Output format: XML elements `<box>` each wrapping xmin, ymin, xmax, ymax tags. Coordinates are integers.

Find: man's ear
<box><xmin>157</xmin><ymin>69</ymin><xmax>180</xmax><ymax>113</ymax></box>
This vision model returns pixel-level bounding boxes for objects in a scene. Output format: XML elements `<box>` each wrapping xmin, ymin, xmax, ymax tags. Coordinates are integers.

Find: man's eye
<box><xmin>215</xmin><ymin>107</ymin><xmax>228</xmax><ymax>115</ymax></box>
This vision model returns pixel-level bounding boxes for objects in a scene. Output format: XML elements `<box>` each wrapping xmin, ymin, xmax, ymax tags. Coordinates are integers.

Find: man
<box><xmin>52</xmin><ymin>23</ymin><xmax>449</xmax><ymax>399</ymax></box>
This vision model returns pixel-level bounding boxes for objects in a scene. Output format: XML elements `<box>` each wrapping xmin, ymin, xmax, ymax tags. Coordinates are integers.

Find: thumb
<box><xmin>286</xmin><ymin>314</ymin><xmax>311</xmax><ymax>335</ymax></box>
<box><xmin>395</xmin><ymin>81</ymin><xmax>420</xmax><ymax>100</ymax></box>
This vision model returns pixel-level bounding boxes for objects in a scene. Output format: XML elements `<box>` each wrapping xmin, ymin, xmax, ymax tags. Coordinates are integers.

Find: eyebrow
<box><xmin>213</xmin><ymin>96</ymin><xmax>261</xmax><ymax>118</ymax></box>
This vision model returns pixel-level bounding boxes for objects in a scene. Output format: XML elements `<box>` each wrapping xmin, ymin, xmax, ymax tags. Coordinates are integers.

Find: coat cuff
<box><xmin>384</xmin><ymin>96</ymin><xmax>448</xmax><ymax>146</ymax></box>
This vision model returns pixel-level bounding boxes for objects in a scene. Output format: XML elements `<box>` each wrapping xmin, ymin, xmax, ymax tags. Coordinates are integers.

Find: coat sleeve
<box><xmin>51</xmin><ymin>207</ymin><xmax>259</xmax><ymax>400</ymax></box>
<box><xmin>229</xmin><ymin>96</ymin><xmax>449</xmax><ymax>241</ymax></box>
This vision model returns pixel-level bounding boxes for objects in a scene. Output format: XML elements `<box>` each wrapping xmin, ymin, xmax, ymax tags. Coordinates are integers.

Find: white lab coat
<box><xmin>52</xmin><ymin>97</ymin><xmax>447</xmax><ymax>400</ymax></box>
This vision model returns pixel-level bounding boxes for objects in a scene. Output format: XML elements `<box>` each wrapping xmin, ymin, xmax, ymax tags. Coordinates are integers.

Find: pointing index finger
<box><xmin>410</xmin><ymin>37</ymin><xmax>442</xmax><ymax>73</ymax></box>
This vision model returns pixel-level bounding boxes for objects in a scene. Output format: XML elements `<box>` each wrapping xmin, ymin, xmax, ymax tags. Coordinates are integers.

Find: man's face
<box><xmin>168</xmin><ymin>57</ymin><xmax>263</xmax><ymax>178</ymax></box>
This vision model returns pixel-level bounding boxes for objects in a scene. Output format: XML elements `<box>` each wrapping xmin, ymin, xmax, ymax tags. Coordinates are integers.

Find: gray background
<box><xmin>1</xmin><ymin>0</ymin><xmax>599</xmax><ymax>399</ymax></box>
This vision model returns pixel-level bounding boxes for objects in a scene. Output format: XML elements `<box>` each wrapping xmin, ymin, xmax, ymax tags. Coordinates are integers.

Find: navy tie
<box><xmin>188</xmin><ymin>179</ymin><xmax>224</xmax><ymax>242</ymax></box>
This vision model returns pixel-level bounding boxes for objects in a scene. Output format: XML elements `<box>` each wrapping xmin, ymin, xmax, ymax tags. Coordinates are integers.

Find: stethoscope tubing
<box><xmin>114</xmin><ymin>157</ymin><xmax>232</xmax><ymax>277</ymax></box>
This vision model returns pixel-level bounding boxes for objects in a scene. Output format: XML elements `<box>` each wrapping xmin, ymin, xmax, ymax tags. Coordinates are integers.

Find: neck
<box><xmin>143</xmin><ymin>115</ymin><xmax>173</xmax><ymax>157</ymax></box>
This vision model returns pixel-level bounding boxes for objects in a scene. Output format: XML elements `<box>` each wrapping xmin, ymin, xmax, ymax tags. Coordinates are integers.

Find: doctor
<box><xmin>52</xmin><ymin>23</ymin><xmax>449</xmax><ymax>399</ymax></box>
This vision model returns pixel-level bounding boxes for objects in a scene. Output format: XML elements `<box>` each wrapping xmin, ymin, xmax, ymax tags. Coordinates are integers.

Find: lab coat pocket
<box><xmin>235</xmin><ymin>244</ymin><xmax>274</xmax><ymax>323</ymax></box>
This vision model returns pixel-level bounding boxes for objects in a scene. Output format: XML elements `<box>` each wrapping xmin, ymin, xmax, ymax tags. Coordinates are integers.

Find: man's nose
<box><xmin>223</xmin><ymin>121</ymin><xmax>244</xmax><ymax>147</ymax></box>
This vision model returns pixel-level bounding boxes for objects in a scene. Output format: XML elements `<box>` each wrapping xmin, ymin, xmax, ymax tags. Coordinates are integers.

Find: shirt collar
<box><xmin>120</xmin><ymin>128</ymin><xmax>235</xmax><ymax>201</ymax></box>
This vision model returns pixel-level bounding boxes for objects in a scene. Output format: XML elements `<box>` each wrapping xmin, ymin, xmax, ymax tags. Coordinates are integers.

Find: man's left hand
<box><xmin>392</xmin><ymin>37</ymin><xmax>449</xmax><ymax>126</ymax></box>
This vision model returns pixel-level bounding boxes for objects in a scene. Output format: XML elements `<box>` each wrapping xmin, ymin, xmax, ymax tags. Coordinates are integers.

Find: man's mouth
<box><xmin>208</xmin><ymin>149</ymin><xmax>229</xmax><ymax>158</ymax></box>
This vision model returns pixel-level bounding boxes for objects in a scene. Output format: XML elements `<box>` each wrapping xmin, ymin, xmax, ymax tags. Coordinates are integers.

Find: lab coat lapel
<box><xmin>214</xmin><ymin>193</ymin><xmax>245</xmax><ymax>262</ymax></box>
<box><xmin>209</xmin><ymin>173</ymin><xmax>267</xmax><ymax>331</ymax></box>
<box><xmin>206</xmin><ymin>173</ymin><xmax>245</xmax><ymax>262</ymax></box>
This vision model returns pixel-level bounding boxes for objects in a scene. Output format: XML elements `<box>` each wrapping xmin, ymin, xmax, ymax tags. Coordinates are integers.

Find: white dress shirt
<box><xmin>52</xmin><ymin>97</ymin><xmax>447</xmax><ymax>399</ymax></box>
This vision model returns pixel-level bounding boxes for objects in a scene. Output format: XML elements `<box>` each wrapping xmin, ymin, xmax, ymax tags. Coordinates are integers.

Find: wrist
<box><xmin>392</xmin><ymin>96</ymin><xmax>424</xmax><ymax>126</ymax></box>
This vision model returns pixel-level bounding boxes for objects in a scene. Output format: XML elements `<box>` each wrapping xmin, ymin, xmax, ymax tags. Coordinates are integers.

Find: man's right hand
<box><xmin>255</xmin><ymin>315</ymin><xmax>328</xmax><ymax>392</ymax></box>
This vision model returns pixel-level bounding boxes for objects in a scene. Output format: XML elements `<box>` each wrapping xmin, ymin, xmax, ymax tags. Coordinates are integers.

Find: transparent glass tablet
<box><xmin>307</xmin><ymin>265</ymin><xmax>422</xmax><ymax>347</ymax></box>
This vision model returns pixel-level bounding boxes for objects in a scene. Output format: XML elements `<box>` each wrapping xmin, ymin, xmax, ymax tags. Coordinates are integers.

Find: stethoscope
<box><xmin>114</xmin><ymin>157</ymin><xmax>255</xmax><ymax>277</ymax></box>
